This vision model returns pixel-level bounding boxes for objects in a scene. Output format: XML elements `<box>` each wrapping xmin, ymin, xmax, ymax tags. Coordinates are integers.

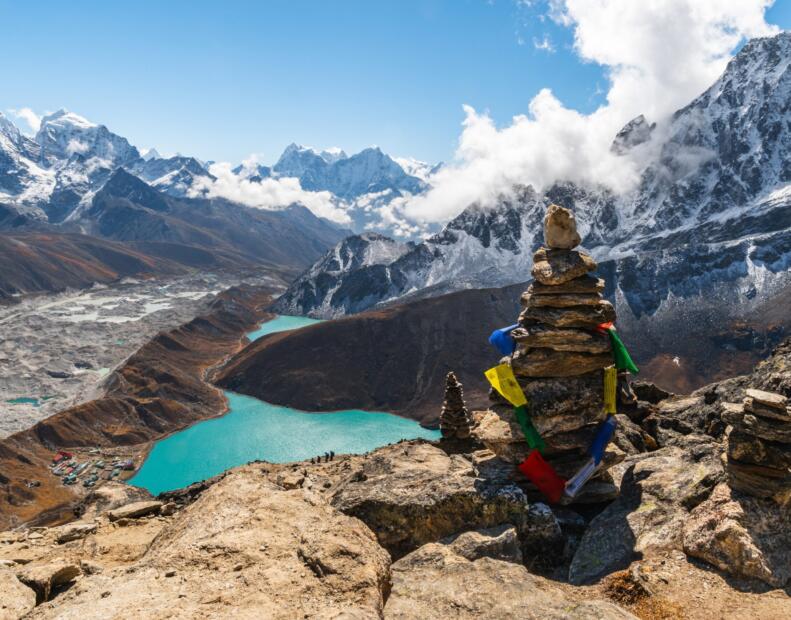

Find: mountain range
<box><xmin>272</xmin><ymin>31</ymin><xmax>791</xmax><ymax>391</ymax></box>
<box><xmin>0</xmin><ymin>109</ymin><xmax>435</xmax><ymax>237</ymax></box>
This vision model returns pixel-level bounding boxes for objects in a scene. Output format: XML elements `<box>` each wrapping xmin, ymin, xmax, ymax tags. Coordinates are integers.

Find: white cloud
<box><xmin>7</xmin><ymin>107</ymin><xmax>41</xmax><ymax>133</ymax></box>
<box><xmin>403</xmin><ymin>0</ymin><xmax>777</xmax><ymax>224</ymax></box>
<box><xmin>191</xmin><ymin>161</ymin><xmax>352</xmax><ymax>225</ymax></box>
<box><xmin>533</xmin><ymin>34</ymin><xmax>555</xmax><ymax>52</ymax></box>
<box><xmin>66</xmin><ymin>139</ymin><xmax>89</xmax><ymax>155</ymax></box>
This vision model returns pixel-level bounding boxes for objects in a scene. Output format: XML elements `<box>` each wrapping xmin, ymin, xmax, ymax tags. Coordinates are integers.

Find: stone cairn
<box><xmin>722</xmin><ymin>388</ymin><xmax>791</xmax><ymax>506</ymax></box>
<box><xmin>440</xmin><ymin>372</ymin><xmax>472</xmax><ymax>440</ymax></box>
<box><xmin>473</xmin><ymin>204</ymin><xmax>622</xmax><ymax>501</ymax></box>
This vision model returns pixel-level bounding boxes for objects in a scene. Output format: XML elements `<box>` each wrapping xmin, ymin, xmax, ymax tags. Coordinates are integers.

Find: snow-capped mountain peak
<box><xmin>141</xmin><ymin>148</ymin><xmax>161</xmax><ymax>161</ymax></box>
<box><xmin>274</xmin><ymin>31</ymin><xmax>791</xmax><ymax>322</ymax></box>
<box><xmin>393</xmin><ymin>157</ymin><xmax>442</xmax><ymax>182</ymax></box>
<box><xmin>36</xmin><ymin>108</ymin><xmax>139</xmax><ymax>167</ymax></box>
<box><xmin>40</xmin><ymin>108</ymin><xmax>97</xmax><ymax>130</ymax></box>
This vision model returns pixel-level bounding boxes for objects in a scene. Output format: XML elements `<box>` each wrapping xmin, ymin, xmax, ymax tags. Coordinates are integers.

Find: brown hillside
<box><xmin>216</xmin><ymin>283</ymin><xmax>527</xmax><ymax>425</ymax></box>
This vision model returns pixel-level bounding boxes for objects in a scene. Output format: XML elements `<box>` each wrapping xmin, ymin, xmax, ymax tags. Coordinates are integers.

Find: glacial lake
<box><xmin>129</xmin><ymin>315</ymin><xmax>440</xmax><ymax>495</ymax></box>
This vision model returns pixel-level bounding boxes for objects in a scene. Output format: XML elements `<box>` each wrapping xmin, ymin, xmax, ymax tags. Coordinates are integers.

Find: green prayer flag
<box><xmin>607</xmin><ymin>328</ymin><xmax>639</xmax><ymax>375</ymax></box>
<box><xmin>514</xmin><ymin>405</ymin><xmax>546</xmax><ymax>453</ymax></box>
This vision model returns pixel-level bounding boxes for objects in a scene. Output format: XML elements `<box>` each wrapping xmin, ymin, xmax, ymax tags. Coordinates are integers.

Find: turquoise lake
<box><xmin>129</xmin><ymin>315</ymin><xmax>440</xmax><ymax>495</ymax></box>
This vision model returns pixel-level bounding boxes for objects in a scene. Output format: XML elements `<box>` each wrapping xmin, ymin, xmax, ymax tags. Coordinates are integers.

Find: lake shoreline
<box><xmin>129</xmin><ymin>315</ymin><xmax>440</xmax><ymax>495</ymax></box>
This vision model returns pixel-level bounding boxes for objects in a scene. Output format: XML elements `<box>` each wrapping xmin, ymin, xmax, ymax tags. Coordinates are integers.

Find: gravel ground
<box><xmin>0</xmin><ymin>271</ymin><xmax>284</xmax><ymax>438</ymax></box>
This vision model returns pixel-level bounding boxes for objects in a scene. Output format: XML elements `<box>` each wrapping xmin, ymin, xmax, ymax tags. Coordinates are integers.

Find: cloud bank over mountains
<box><xmin>402</xmin><ymin>0</ymin><xmax>778</xmax><ymax>224</ymax></box>
<box><xmin>192</xmin><ymin>162</ymin><xmax>351</xmax><ymax>225</ymax></box>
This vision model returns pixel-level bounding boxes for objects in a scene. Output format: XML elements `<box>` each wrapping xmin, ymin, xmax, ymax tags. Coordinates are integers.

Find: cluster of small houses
<box><xmin>50</xmin><ymin>450</ymin><xmax>134</xmax><ymax>488</ymax></box>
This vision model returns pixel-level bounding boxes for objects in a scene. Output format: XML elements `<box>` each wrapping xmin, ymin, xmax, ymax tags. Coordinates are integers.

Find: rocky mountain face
<box><xmin>274</xmin><ymin>31</ymin><xmax>791</xmax><ymax>391</ymax></box>
<box><xmin>0</xmin><ymin>109</ymin><xmax>215</xmax><ymax>224</ymax></box>
<box><xmin>0</xmin><ymin>167</ymin><xmax>348</xmax><ymax>300</ymax></box>
<box><xmin>0</xmin><ymin>111</ymin><xmax>433</xmax><ymax>239</ymax></box>
<box><xmin>271</xmin><ymin>143</ymin><xmax>425</xmax><ymax>199</ymax></box>
<box><xmin>78</xmin><ymin>169</ymin><xmax>349</xmax><ymax>272</ymax></box>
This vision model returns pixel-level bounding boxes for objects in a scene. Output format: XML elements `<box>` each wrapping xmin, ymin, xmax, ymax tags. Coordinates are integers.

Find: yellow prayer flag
<box><xmin>484</xmin><ymin>364</ymin><xmax>527</xmax><ymax>407</ymax></box>
<box><xmin>603</xmin><ymin>365</ymin><xmax>617</xmax><ymax>414</ymax></box>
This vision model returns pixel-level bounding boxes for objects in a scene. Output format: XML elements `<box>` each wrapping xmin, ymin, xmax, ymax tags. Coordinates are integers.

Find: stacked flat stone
<box><xmin>440</xmin><ymin>372</ymin><xmax>473</xmax><ymax>440</ymax></box>
<box><xmin>473</xmin><ymin>204</ymin><xmax>620</xmax><ymax>500</ymax></box>
<box><xmin>723</xmin><ymin>388</ymin><xmax>791</xmax><ymax>506</ymax></box>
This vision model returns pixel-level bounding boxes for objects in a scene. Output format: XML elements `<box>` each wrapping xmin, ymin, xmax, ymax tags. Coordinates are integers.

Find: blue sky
<box><xmin>2</xmin><ymin>0</ymin><xmax>790</xmax><ymax>165</ymax></box>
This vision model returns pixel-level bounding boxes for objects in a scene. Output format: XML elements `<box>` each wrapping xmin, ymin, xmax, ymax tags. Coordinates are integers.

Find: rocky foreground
<box><xmin>3</xmin><ymin>340</ymin><xmax>791</xmax><ymax>618</ymax></box>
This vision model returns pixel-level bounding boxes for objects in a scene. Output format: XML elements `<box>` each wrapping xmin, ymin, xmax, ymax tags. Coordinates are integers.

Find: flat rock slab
<box><xmin>683</xmin><ymin>483</ymin><xmax>791</xmax><ymax>587</ymax></box>
<box><xmin>330</xmin><ymin>443</ymin><xmax>531</xmax><ymax>559</ymax></box>
<box><xmin>510</xmin><ymin>347</ymin><xmax>613</xmax><ymax>377</ymax></box>
<box><xmin>744</xmin><ymin>397</ymin><xmax>791</xmax><ymax>421</ymax></box>
<box><xmin>745</xmin><ymin>388</ymin><xmax>788</xmax><ymax>411</ymax></box>
<box><xmin>726</xmin><ymin>460</ymin><xmax>791</xmax><ymax>504</ymax></box>
<box><xmin>520</xmin><ymin>301</ymin><xmax>616</xmax><ymax>329</ymax></box>
<box><xmin>723</xmin><ymin>410</ymin><xmax>791</xmax><ymax>443</ymax></box>
<box><xmin>569</xmin><ymin>438</ymin><xmax>725</xmax><ymax>585</ymax></box>
<box><xmin>16</xmin><ymin>561</ymin><xmax>80</xmax><ymax>603</ymax></box>
<box><xmin>522</xmin><ymin>292</ymin><xmax>603</xmax><ymax>308</ymax></box>
<box><xmin>512</xmin><ymin>326</ymin><xmax>611</xmax><ymax>354</ymax></box>
<box><xmin>531</xmin><ymin>248</ymin><xmax>597</xmax><ymax>286</ymax></box>
<box><xmin>0</xmin><ymin>567</ymin><xmax>36</xmax><ymax>619</ymax></box>
<box><xmin>106</xmin><ymin>500</ymin><xmax>162</xmax><ymax>522</ymax></box>
<box><xmin>728</xmin><ymin>431</ymin><xmax>791</xmax><ymax>473</ymax></box>
<box><xmin>385</xmin><ymin>543</ymin><xmax>636</xmax><ymax>619</ymax></box>
<box><xmin>528</xmin><ymin>274</ymin><xmax>605</xmax><ymax>296</ymax></box>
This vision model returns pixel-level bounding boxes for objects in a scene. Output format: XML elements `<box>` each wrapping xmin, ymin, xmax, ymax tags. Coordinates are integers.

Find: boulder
<box><xmin>106</xmin><ymin>500</ymin><xmax>162</xmax><ymax>522</ymax></box>
<box><xmin>543</xmin><ymin>203</ymin><xmax>581</xmax><ymax>249</ymax></box>
<box><xmin>81</xmin><ymin>482</ymin><xmax>153</xmax><ymax>516</ymax></box>
<box><xmin>528</xmin><ymin>274</ymin><xmax>605</xmax><ymax>296</ymax></box>
<box><xmin>630</xmin><ymin>381</ymin><xmax>673</xmax><ymax>404</ymax></box>
<box><xmin>275</xmin><ymin>470</ymin><xmax>305</xmax><ymax>490</ymax></box>
<box><xmin>439</xmin><ymin>524</ymin><xmax>523</xmax><ymax>564</ymax></box>
<box><xmin>510</xmin><ymin>347</ymin><xmax>614</xmax><ymax>377</ymax></box>
<box><xmin>0</xmin><ymin>567</ymin><xmax>36</xmax><ymax>619</ymax></box>
<box><xmin>569</xmin><ymin>437</ymin><xmax>724</xmax><ymax>585</ymax></box>
<box><xmin>16</xmin><ymin>561</ymin><xmax>80</xmax><ymax>603</ymax></box>
<box><xmin>520</xmin><ymin>301</ymin><xmax>616</xmax><ymax>328</ymax></box>
<box><xmin>54</xmin><ymin>522</ymin><xmax>97</xmax><ymax>545</ymax></box>
<box><xmin>531</xmin><ymin>248</ymin><xmax>597</xmax><ymax>286</ymax></box>
<box><xmin>330</xmin><ymin>443</ymin><xmax>531</xmax><ymax>559</ymax></box>
<box><xmin>683</xmin><ymin>483</ymin><xmax>791</xmax><ymax>587</ymax></box>
<box><xmin>385</xmin><ymin>543</ymin><xmax>636</xmax><ymax>619</ymax></box>
<box><xmin>23</xmin><ymin>468</ymin><xmax>390</xmax><ymax>619</ymax></box>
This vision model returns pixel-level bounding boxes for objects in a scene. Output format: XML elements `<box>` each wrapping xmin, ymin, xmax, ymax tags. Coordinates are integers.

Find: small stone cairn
<box><xmin>722</xmin><ymin>388</ymin><xmax>791</xmax><ymax>506</ymax></box>
<box><xmin>440</xmin><ymin>372</ymin><xmax>472</xmax><ymax>440</ymax></box>
<box><xmin>473</xmin><ymin>204</ymin><xmax>622</xmax><ymax>500</ymax></box>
